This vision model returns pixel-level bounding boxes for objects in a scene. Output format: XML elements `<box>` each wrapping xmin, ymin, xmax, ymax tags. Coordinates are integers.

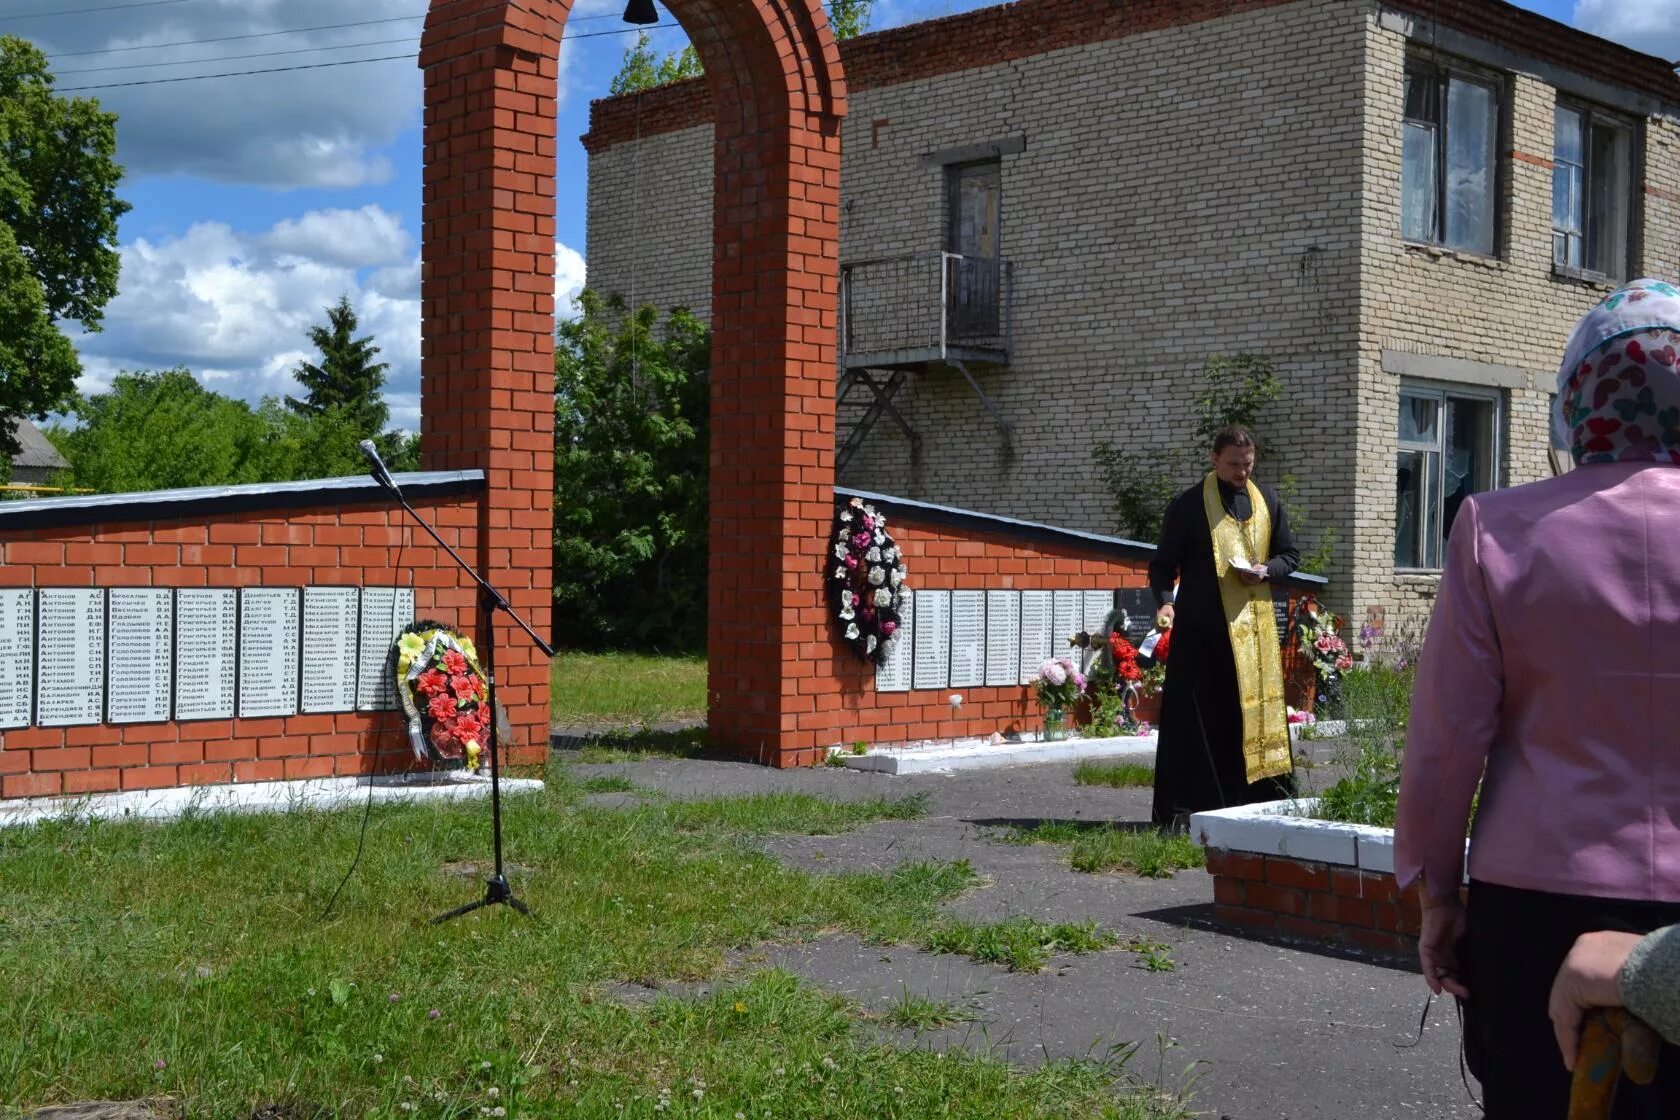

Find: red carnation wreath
<box><xmin>392</xmin><ymin>620</ymin><xmax>494</xmax><ymax>770</ymax></box>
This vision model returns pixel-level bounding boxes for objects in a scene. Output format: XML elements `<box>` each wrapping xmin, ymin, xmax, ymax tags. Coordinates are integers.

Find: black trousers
<box><xmin>1464</xmin><ymin>879</ymin><xmax>1680</xmax><ymax>1119</ymax></box>
<box><xmin>1151</xmin><ymin>622</ymin><xmax>1293</xmax><ymax>827</ymax></box>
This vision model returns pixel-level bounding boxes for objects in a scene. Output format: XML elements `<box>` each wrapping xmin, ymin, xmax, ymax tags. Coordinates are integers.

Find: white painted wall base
<box><xmin>1189</xmin><ymin>798</ymin><xmax>1466</xmax><ymax>881</ymax></box>
<box><xmin>840</xmin><ymin>732</ymin><xmax>1157</xmax><ymax>774</ymax></box>
<box><xmin>0</xmin><ymin>771</ymin><xmax>545</xmax><ymax>829</ymax></box>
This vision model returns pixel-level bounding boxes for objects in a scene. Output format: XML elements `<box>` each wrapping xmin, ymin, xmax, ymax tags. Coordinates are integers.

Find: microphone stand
<box><xmin>366</xmin><ymin>465</ymin><xmax>552</xmax><ymax>923</ymax></box>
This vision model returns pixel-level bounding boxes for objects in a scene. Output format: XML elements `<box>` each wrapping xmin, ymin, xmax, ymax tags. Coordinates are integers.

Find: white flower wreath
<box><xmin>825</xmin><ymin>496</ymin><xmax>909</xmax><ymax>666</ymax></box>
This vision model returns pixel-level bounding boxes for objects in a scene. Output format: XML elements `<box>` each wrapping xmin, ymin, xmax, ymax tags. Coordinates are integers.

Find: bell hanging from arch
<box><xmin>623</xmin><ymin>0</ymin><xmax>659</xmax><ymax>24</ymax></box>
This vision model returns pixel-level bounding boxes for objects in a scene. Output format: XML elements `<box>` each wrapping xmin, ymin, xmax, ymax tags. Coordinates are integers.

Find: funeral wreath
<box><xmin>392</xmin><ymin>620</ymin><xmax>493</xmax><ymax>770</ymax></box>
<box><xmin>826</xmin><ymin>496</ymin><xmax>908</xmax><ymax>665</ymax></box>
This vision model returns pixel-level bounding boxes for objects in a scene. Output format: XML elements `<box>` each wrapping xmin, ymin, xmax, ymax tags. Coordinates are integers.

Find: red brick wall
<box><xmin>797</xmin><ymin>512</ymin><xmax>1153</xmax><ymax>766</ymax></box>
<box><xmin>1206</xmin><ymin>847</ymin><xmax>1432</xmax><ymax>957</ymax></box>
<box><xmin>769</xmin><ymin>495</ymin><xmax>1323</xmax><ymax>768</ymax></box>
<box><xmin>0</xmin><ymin>488</ymin><xmax>537</xmax><ymax>801</ymax></box>
<box><xmin>421</xmin><ymin>0</ymin><xmax>852</xmax><ymax>766</ymax></box>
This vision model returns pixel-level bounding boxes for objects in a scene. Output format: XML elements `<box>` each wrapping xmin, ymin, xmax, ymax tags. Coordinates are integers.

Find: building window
<box><xmin>1552</xmin><ymin>104</ymin><xmax>1632</xmax><ymax>279</ymax></box>
<box><xmin>1402</xmin><ymin>63</ymin><xmax>1500</xmax><ymax>256</ymax></box>
<box><xmin>1395</xmin><ymin>384</ymin><xmax>1501</xmax><ymax>570</ymax></box>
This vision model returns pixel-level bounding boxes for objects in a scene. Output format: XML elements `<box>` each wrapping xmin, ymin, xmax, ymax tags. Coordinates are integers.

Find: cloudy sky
<box><xmin>18</xmin><ymin>0</ymin><xmax>1674</xmax><ymax>430</ymax></box>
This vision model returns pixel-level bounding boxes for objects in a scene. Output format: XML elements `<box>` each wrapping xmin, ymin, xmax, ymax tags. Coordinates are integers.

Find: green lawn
<box><xmin>1072</xmin><ymin>761</ymin><xmax>1156</xmax><ymax>789</ymax></box>
<box><xmin>0</xmin><ymin>762</ymin><xmax>1190</xmax><ymax>1119</ymax></box>
<box><xmin>1008</xmin><ymin>823</ymin><xmax>1205</xmax><ymax>877</ymax></box>
<box><xmin>551</xmin><ymin>651</ymin><xmax>707</xmax><ymax>726</ymax></box>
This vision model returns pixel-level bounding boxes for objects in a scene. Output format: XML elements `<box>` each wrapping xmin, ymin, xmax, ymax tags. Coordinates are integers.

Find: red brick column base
<box><xmin>1205</xmin><ymin>847</ymin><xmax>1429</xmax><ymax>956</ymax></box>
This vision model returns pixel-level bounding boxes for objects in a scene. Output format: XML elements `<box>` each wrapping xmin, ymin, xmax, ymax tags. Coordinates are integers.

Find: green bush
<box><xmin>1311</xmin><ymin>662</ymin><xmax>1414</xmax><ymax>829</ymax></box>
<box><xmin>553</xmin><ymin>292</ymin><xmax>710</xmax><ymax>652</ymax></box>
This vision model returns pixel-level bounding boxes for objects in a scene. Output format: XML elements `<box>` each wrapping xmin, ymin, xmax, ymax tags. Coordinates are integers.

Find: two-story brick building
<box><xmin>582</xmin><ymin>0</ymin><xmax>1680</xmax><ymax>630</ymax></box>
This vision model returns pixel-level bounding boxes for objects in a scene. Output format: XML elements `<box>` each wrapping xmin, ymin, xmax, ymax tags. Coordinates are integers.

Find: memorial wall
<box><xmin>822</xmin><ymin>488</ymin><xmax>1323</xmax><ymax>758</ymax></box>
<box><xmin>0</xmin><ymin>586</ymin><xmax>414</xmax><ymax>731</ymax></box>
<box><xmin>0</xmin><ymin>472</ymin><xmax>505</xmax><ymax>800</ymax></box>
<box><xmin>0</xmin><ymin>474</ymin><xmax>1324</xmax><ymax>793</ymax></box>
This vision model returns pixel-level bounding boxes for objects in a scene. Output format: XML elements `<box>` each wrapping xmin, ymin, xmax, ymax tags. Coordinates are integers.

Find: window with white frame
<box><xmin>1402</xmin><ymin>62</ymin><xmax>1501</xmax><ymax>256</ymax></box>
<box><xmin>1552</xmin><ymin>103</ymin><xmax>1633</xmax><ymax>279</ymax></box>
<box><xmin>1395</xmin><ymin>385</ymin><xmax>1502</xmax><ymax>569</ymax></box>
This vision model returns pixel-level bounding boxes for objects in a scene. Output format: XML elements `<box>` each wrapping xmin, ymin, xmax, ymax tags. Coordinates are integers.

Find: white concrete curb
<box><xmin>840</xmin><ymin>732</ymin><xmax>1158</xmax><ymax>775</ymax></box>
<box><xmin>0</xmin><ymin>771</ymin><xmax>545</xmax><ymax>829</ymax></box>
<box><xmin>1189</xmin><ymin>798</ymin><xmax>1464</xmax><ymax>880</ymax></box>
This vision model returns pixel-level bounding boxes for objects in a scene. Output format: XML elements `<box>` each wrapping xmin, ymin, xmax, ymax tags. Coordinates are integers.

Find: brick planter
<box><xmin>1191</xmin><ymin>800</ymin><xmax>1465</xmax><ymax>955</ymax></box>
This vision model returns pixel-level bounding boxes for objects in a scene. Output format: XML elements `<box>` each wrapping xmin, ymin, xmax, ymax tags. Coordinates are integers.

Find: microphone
<box><xmin>359</xmin><ymin>439</ymin><xmax>401</xmax><ymax>495</ymax></box>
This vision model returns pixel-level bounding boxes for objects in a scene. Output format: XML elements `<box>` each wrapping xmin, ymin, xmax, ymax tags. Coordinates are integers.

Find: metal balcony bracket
<box><xmin>949</xmin><ymin>358</ymin><xmax>1014</xmax><ymax>461</ymax></box>
<box><xmin>836</xmin><ymin>368</ymin><xmax>921</xmax><ymax>475</ymax></box>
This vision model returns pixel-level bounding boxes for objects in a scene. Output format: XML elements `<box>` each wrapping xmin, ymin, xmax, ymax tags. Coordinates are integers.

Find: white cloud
<box><xmin>1573</xmin><ymin>0</ymin><xmax>1680</xmax><ymax>64</ymax></box>
<box><xmin>38</xmin><ymin>0</ymin><xmax>426</xmax><ymax>188</ymax></box>
<box><xmin>70</xmin><ymin>206</ymin><xmax>583</xmax><ymax>432</ymax></box>
<box><xmin>262</xmin><ymin>206</ymin><xmax>412</xmax><ymax>267</ymax></box>
<box><xmin>69</xmin><ymin>205</ymin><xmax>422</xmax><ymax>426</ymax></box>
<box><xmin>555</xmin><ymin>241</ymin><xmax>587</xmax><ymax>320</ymax></box>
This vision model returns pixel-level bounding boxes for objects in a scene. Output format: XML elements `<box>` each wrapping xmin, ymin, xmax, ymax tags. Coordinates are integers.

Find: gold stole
<box><xmin>1201</xmin><ymin>474</ymin><xmax>1291</xmax><ymax>783</ymax></box>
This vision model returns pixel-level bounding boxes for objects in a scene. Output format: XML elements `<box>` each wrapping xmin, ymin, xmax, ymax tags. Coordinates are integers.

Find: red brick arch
<box><xmin>419</xmin><ymin>0</ymin><xmax>848</xmax><ymax>764</ymax></box>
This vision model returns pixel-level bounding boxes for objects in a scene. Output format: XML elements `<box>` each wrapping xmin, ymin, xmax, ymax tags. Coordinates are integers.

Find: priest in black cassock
<box><xmin>1147</xmin><ymin>425</ymin><xmax>1299</xmax><ymax>829</ymax></box>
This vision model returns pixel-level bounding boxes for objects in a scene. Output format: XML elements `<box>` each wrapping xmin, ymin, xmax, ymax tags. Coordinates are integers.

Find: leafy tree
<box><xmin>48</xmin><ymin>369</ymin><xmax>372</xmax><ymax>493</ymax></box>
<box><xmin>609</xmin><ymin>33</ymin><xmax>701</xmax><ymax>96</ymax></box>
<box><xmin>1191</xmin><ymin>352</ymin><xmax>1283</xmax><ymax>455</ymax></box>
<box><xmin>49</xmin><ymin>369</ymin><xmax>269</xmax><ymax>493</ymax></box>
<box><xmin>1096</xmin><ymin>353</ymin><xmax>1305</xmax><ymax>548</ymax></box>
<box><xmin>0</xmin><ymin>36</ymin><xmax>129</xmax><ymax>460</ymax></box>
<box><xmin>553</xmin><ymin>291</ymin><xmax>709</xmax><ymax>652</ymax></box>
<box><xmin>610</xmin><ymin>0</ymin><xmax>873</xmax><ymax>93</ymax></box>
<box><xmin>826</xmin><ymin>0</ymin><xmax>874</xmax><ymax>39</ymax></box>
<box><xmin>286</xmin><ymin>295</ymin><xmax>391</xmax><ymax>438</ymax></box>
<box><xmin>379</xmin><ymin>430</ymin><xmax>422</xmax><ymax>472</ymax></box>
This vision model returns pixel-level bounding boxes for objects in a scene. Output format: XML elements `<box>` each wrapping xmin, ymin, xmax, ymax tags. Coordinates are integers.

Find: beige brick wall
<box><xmin>831</xmin><ymin>0</ymin><xmax>1366</xmax><ymax>570</ymax></box>
<box><xmin>588</xmin><ymin>0</ymin><xmax>1369</xmax><ymax>577</ymax></box>
<box><xmin>1645</xmin><ymin>118</ymin><xmax>1680</xmax><ymax>283</ymax></box>
<box><xmin>587</xmin><ymin>122</ymin><xmax>714</xmax><ymax>322</ymax></box>
<box><xmin>1355</xmin><ymin>15</ymin><xmax>1680</xmax><ymax>632</ymax></box>
<box><xmin>583</xmin><ymin>0</ymin><xmax>1680</xmax><ymax>627</ymax></box>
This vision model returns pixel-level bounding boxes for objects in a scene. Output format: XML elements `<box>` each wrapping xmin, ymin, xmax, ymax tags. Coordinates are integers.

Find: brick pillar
<box><xmin>420</xmin><ymin>0</ymin><xmax>847</xmax><ymax>767</ymax></box>
<box><xmin>419</xmin><ymin>2</ymin><xmax>564</xmax><ymax>764</ymax></box>
<box><xmin>682</xmin><ymin>4</ymin><xmax>848</xmax><ymax>766</ymax></box>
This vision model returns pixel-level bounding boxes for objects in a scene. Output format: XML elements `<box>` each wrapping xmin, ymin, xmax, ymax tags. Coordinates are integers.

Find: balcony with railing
<box><xmin>839</xmin><ymin>252</ymin><xmax>1013</xmax><ymax>369</ymax></box>
<box><xmin>834</xmin><ymin>253</ymin><xmax>1014</xmax><ymax>473</ymax></box>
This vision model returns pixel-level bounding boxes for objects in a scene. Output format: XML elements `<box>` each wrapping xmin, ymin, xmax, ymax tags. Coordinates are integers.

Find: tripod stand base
<box><xmin>430</xmin><ymin>875</ymin><xmax>532</xmax><ymax>924</ymax></box>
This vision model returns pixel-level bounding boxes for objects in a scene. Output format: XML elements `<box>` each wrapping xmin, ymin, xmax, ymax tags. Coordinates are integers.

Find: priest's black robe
<box><xmin>1147</xmin><ymin>478</ymin><xmax>1300</xmax><ymax>828</ymax></box>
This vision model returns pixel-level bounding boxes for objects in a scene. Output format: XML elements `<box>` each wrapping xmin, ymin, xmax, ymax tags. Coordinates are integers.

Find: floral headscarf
<box><xmin>1554</xmin><ymin>278</ymin><xmax>1680</xmax><ymax>465</ymax></box>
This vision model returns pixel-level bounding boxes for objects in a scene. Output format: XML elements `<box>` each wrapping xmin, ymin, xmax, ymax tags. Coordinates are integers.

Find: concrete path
<box><xmin>559</xmin><ymin>753</ymin><xmax>1480</xmax><ymax>1119</ymax></box>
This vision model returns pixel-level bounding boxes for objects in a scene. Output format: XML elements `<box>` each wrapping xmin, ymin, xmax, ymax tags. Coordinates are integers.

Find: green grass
<box><xmin>881</xmin><ymin>990</ymin><xmax>975</xmax><ymax>1032</ymax></box>
<box><xmin>1123</xmin><ymin>937</ymin><xmax>1177</xmax><ymax>973</ymax></box>
<box><xmin>1009</xmin><ymin>824</ymin><xmax>1205</xmax><ymax>877</ymax></box>
<box><xmin>1073</xmin><ymin>761</ymin><xmax>1156</xmax><ymax>788</ymax></box>
<box><xmin>570</xmin><ymin>726</ymin><xmax>711</xmax><ymax>764</ymax></box>
<box><xmin>0</xmin><ymin>767</ymin><xmax>1190</xmax><ymax>1118</ymax></box>
<box><xmin>924</xmin><ymin>918</ymin><xmax>1117</xmax><ymax>973</ymax></box>
<box><xmin>580</xmin><ymin>775</ymin><xmax>640</xmax><ymax>794</ymax></box>
<box><xmin>551</xmin><ymin>651</ymin><xmax>707</xmax><ymax>726</ymax></box>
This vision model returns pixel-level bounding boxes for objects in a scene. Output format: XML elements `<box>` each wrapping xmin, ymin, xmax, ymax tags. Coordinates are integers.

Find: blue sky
<box><xmin>19</xmin><ymin>0</ymin><xmax>1668</xmax><ymax>429</ymax></box>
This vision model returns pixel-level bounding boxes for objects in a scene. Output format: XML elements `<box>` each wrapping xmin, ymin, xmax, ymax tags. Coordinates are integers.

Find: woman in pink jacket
<box><xmin>1394</xmin><ymin>277</ymin><xmax>1680</xmax><ymax>1118</ymax></box>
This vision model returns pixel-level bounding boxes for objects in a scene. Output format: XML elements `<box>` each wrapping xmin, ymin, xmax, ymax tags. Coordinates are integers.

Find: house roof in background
<box><xmin>10</xmin><ymin>418</ymin><xmax>70</xmax><ymax>472</ymax></box>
